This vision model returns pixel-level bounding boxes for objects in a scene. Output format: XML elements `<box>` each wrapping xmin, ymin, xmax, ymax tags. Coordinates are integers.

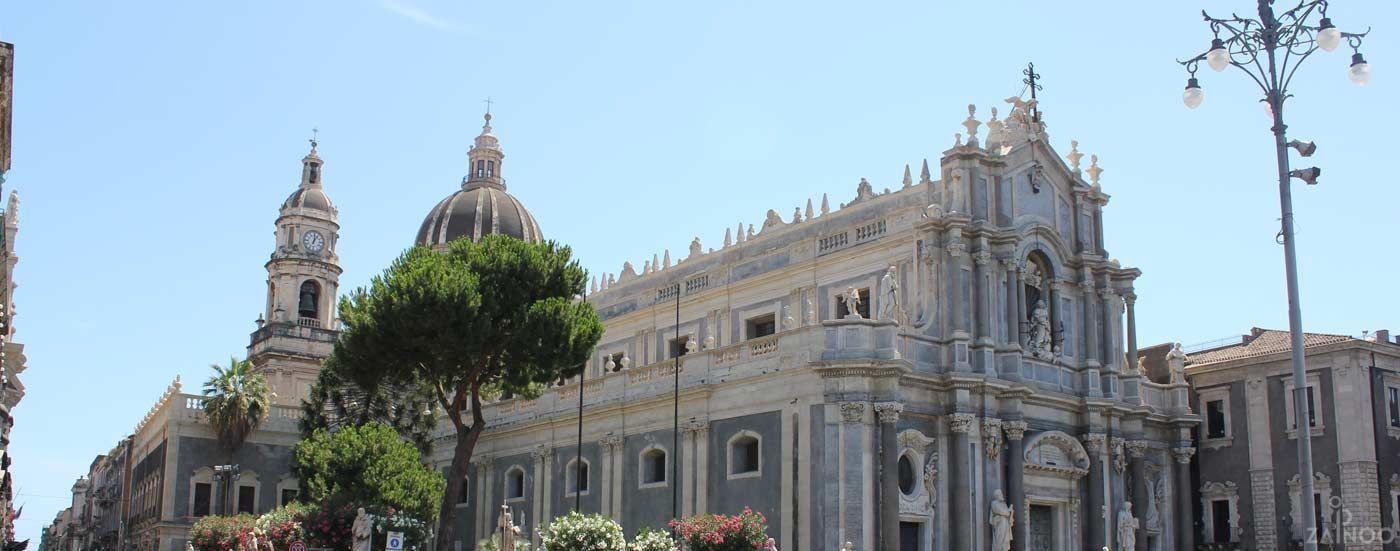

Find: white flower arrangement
<box><xmin>540</xmin><ymin>512</ymin><xmax>626</xmax><ymax>551</ymax></box>
<box><xmin>627</xmin><ymin>528</ymin><xmax>676</xmax><ymax>551</ymax></box>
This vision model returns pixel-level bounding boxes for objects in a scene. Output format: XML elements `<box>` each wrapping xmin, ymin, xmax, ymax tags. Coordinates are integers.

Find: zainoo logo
<box><xmin>1307</xmin><ymin>496</ymin><xmax>1398</xmax><ymax>545</ymax></box>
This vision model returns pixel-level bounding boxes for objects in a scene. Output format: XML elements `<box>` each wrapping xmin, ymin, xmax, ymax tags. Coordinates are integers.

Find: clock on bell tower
<box><xmin>248</xmin><ymin>137</ymin><xmax>342</xmax><ymax>405</ymax></box>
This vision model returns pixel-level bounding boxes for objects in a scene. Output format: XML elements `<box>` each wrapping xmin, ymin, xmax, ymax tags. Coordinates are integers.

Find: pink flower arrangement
<box><xmin>668</xmin><ymin>508</ymin><xmax>768</xmax><ymax>551</ymax></box>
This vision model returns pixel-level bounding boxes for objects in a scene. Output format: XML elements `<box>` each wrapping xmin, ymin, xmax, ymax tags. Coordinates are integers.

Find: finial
<box><xmin>1087</xmin><ymin>154</ymin><xmax>1102</xmax><ymax>187</ymax></box>
<box><xmin>820</xmin><ymin>193</ymin><xmax>830</xmax><ymax>215</ymax></box>
<box><xmin>309</xmin><ymin>128</ymin><xmax>319</xmax><ymax>152</ymax></box>
<box><xmin>962</xmin><ymin>104</ymin><xmax>981</xmax><ymax>146</ymax></box>
<box><xmin>724</xmin><ymin>228</ymin><xmax>733</xmax><ymax>247</ymax></box>
<box><xmin>792</xmin><ymin>207</ymin><xmax>802</xmax><ymax>223</ymax></box>
<box><xmin>663</xmin><ymin>250</ymin><xmax>671</xmax><ymax>269</ymax></box>
<box><xmin>736</xmin><ymin>222</ymin><xmax>746</xmax><ymax>243</ymax></box>
<box><xmin>644</xmin><ymin>259</ymin><xmax>652</xmax><ymax>274</ymax></box>
<box><xmin>805</xmin><ymin>198</ymin><xmax>814</xmax><ymax>220</ymax></box>
<box><xmin>483</xmin><ymin>97</ymin><xmax>493</xmax><ymax>117</ymax></box>
<box><xmin>902</xmin><ymin>164</ymin><xmax>912</xmax><ymax>188</ymax></box>
<box><xmin>954</xmin><ymin>133</ymin><xmax>962</xmax><ymax>147</ymax></box>
<box><xmin>747</xmin><ymin>224</ymin><xmax>755</xmax><ymax>240</ymax></box>
<box><xmin>1068</xmin><ymin>140</ymin><xmax>1083</xmax><ymax>175</ymax></box>
<box><xmin>590</xmin><ymin>276</ymin><xmax>597</xmax><ymax>294</ymax></box>
<box><xmin>920</xmin><ymin>159</ymin><xmax>931</xmax><ymax>184</ymax></box>
<box><xmin>652</xmin><ymin>252</ymin><xmax>660</xmax><ymax>270</ymax></box>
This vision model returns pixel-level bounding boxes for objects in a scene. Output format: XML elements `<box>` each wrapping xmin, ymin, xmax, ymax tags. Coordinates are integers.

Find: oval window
<box><xmin>898</xmin><ymin>455</ymin><xmax>916</xmax><ymax>495</ymax></box>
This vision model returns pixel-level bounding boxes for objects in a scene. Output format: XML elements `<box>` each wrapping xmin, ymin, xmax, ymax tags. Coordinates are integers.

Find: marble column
<box><xmin>973</xmin><ymin>250</ymin><xmax>992</xmax><ymax>345</ymax></box>
<box><xmin>1126</xmin><ymin>440</ymin><xmax>1149</xmax><ymax>551</ymax></box>
<box><xmin>948</xmin><ymin>242</ymin><xmax>966</xmax><ymax>334</ymax></box>
<box><xmin>1124</xmin><ymin>292</ymin><xmax>1138</xmax><ymax>370</ymax></box>
<box><xmin>1005</xmin><ymin>261</ymin><xmax>1021</xmax><ymax>347</ymax></box>
<box><xmin>1014</xmin><ymin>266</ymin><xmax>1027</xmax><ymax>346</ymax></box>
<box><xmin>599</xmin><ymin>436</ymin><xmax>622</xmax><ymax>521</ymax></box>
<box><xmin>1082</xmin><ymin>434</ymin><xmax>1107</xmax><ymax>550</ymax></box>
<box><xmin>1081</xmin><ymin>281</ymin><xmax>1098</xmax><ymax>367</ymax></box>
<box><xmin>1172</xmin><ymin>447</ymin><xmax>1196</xmax><ymax>551</ymax></box>
<box><xmin>949</xmin><ymin>413</ymin><xmax>976</xmax><ymax>551</ymax></box>
<box><xmin>875</xmin><ymin>403</ymin><xmax>904</xmax><ymax>551</ymax></box>
<box><xmin>1003</xmin><ymin>421</ymin><xmax>1028</xmax><ymax>551</ymax></box>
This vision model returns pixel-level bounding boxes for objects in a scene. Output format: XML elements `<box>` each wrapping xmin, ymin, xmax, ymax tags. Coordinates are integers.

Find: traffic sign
<box><xmin>386</xmin><ymin>532</ymin><xmax>404</xmax><ymax>551</ymax></box>
<box><xmin>289</xmin><ymin>541</ymin><xmax>306</xmax><ymax>551</ymax></box>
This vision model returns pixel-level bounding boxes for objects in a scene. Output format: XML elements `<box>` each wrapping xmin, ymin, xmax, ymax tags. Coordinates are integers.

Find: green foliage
<box><xmin>628</xmin><ymin>528</ymin><xmax>677</xmax><ymax>551</ymax></box>
<box><xmin>668</xmin><ymin>508</ymin><xmax>769</xmax><ymax>551</ymax></box>
<box><xmin>292</xmin><ymin>423</ymin><xmax>446</xmax><ymax>523</ymax></box>
<box><xmin>201</xmin><ymin>357</ymin><xmax>269</xmax><ymax>454</ymax></box>
<box><xmin>322</xmin><ymin>235</ymin><xmax>604</xmax><ymax>551</ymax></box>
<box><xmin>539</xmin><ymin>512</ymin><xmax>626</xmax><ymax>551</ymax></box>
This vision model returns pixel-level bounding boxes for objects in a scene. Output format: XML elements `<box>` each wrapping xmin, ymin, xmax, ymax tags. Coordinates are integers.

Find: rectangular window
<box><xmin>835</xmin><ymin>288</ymin><xmax>870</xmax><ymax>319</ymax></box>
<box><xmin>1211</xmin><ymin>500</ymin><xmax>1231</xmax><ymax>543</ymax></box>
<box><xmin>1388</xmin><ymin>387</ymin><xmax>1400</xmax><ymax>428</ymax></box>
<box><xmin>237</xmin><ymin>485</ymin><xmax>255</xmax><ymax>515</ymax></box>
<box><xmin>460</xmin><ymin>478</ymin><xmax>470</xmax><ymax>504</ymax></box>
<box><xmin>1291</xmin><ymin>385</ymin><xmax>1319</xmax><ymax>429</ymax></box>
<box><xmin>1206</xmin><ymin>400</ymin><xmax>1227</xmax><ymax>439</ymax></box>
<box><xmin>669</xmin><ymin>336</ymin><xmax>690</xmax><ymax>358</ymax></box>
<box><xmin>192</xmin><ymin>483</ymin><xmax>211</xmax><ymax>517</ymax></box>
<box><xmin>746</xmin><ymin>314</ymin><xmax>776</xmax><ymax>340</ymax></box>
<box><xmin>280</xmin><ymin>489</ymin><xmax>298</xmax><ymax>507</ymax></box>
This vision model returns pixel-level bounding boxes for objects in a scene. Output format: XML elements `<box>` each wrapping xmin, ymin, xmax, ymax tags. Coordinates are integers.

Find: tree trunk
<box><xmin>435</xmin><ymin>423</ymin><xmax>483</xmax><ymax>551</ymax></box>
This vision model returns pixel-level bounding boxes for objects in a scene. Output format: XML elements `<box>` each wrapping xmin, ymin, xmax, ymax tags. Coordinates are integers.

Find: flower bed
<box><xmin>540</xmin><ymin>511</ymin><xmax>626</xmax><ymax>551</ymax></box>
<box><xmin>668</xmin><ymin>508</ymin><xmax>768</xmax><ymax>551</ymax></box>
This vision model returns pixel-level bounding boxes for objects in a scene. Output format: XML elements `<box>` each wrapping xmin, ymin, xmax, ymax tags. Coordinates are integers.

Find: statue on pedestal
<box><xmin>842</xmin><ymin>286</ymin><xmax>862</xmax><ymax>319</ymax></box>
<box><xmin>989</xmin><ymin>490</ymin><xmax>1013</xmax><ymax>551</ymax></box>
<box><xmin>352</xmin><ymin>508</ymin><xmax>373</xmax><ymax>551</ymax></box>
<box><xmin>1116</xmin><ymin>502</ymin><xmax>1139</xmax><ymax>551</ymax></box>
<box><xmin>1027</xmin><ymin>300</ymin><xmax>1052</xmax><ymax>359</ymax></box>
<box><xmin>878</xmin><ymin>266</ymin><xmax>899</xmax><ymax>322</ymax></box>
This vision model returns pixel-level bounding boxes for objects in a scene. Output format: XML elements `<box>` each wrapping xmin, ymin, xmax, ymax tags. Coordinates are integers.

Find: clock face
<box><xmin>302</xmin><ymin>230</ymin><xmax>325</xmax><ymax>253</ymax></box>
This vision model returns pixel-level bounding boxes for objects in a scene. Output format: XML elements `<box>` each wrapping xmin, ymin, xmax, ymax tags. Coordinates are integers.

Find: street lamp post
<box><xmin>212</xmin><ymin>465</ymin><xmax>240</xmax><ymax>516</ymax></box>
<box><xmin>1176</xmin><ymin>2</ymin><xmax>1370</xmax><ymax>550</ymax></box>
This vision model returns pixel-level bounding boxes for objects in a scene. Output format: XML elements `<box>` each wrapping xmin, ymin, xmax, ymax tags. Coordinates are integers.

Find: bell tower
<box><xmin>248</xmin><ymin>137</ymin><xmax>342</xmax><ymax>405</ymax></box>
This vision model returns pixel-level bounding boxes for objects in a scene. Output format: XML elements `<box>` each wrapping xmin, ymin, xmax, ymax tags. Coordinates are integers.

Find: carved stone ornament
<box><xmin>874</xmin><ymin>402</ymin><xmax>904</xmax><ymax>424</ymax></box>
<box><xmin>1111</xmin><ymin>438</ymin><xmax>1127</xmax><ymax>474</ymax></box>
<box><xmin>1124</xmin><ymin>440</ymin><xmax>1149</xmax><ymax>459</ymax></box>
<box><xmin>532</xmin><ymin>444</ymin><xmax>554</xmax><ymax>463</ymax></box>
<box><xmin>1003</xmin><ymin>420</ymin><xmax>1028</xmax><ymax>441</ymax></box>
<box><xmin>840</xmin><ymin>402</ymin><xmax>866</xmax><ymax>424</ymax></box>
<box><xmin>945</xmin><ymin>242</ymin><xmax>966</xmax><ymax>258</ymax></box>
<box><xmin>983</xmin><ymin>419</ymin><xmax>1004</xmax><ymax>460</ymax></box>
<box><xmin>1170</xmin><ymin>447</ymin><xmax>1195</xmax><ymax>464</ymax></box>
<box><xmin>923</xmin><ymin>453</ymin><xmax>940</xmax><ymax>513</ymax></box>
<box><xmin>1027</xmin><ymin>299</ymin><xmax>1053</xmax><ymax>360</ymax></box>
<box><xmin>949</xmin><ymin>413</ymin><xmax>977</xmax><ymax>434</ymax></box>
<box><xmin>599</xmin><ymin>435</ymin><xmax>623</xmax><ymax>454</ymax></box>
<box><xmin>1081</xmin><ymin>433</ymin><xmax>1107</xmax><ymax>455</ymax></box>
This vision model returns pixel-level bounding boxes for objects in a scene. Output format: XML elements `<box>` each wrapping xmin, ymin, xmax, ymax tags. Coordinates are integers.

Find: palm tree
<box><xmin>201</xmin><ymin>357</ymin><xmax>270</xmax><ymax>513</ymax></box>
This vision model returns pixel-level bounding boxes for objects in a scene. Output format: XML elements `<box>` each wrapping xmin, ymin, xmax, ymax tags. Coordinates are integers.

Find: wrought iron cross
<box><xmin>1023</xmin><ymin>62</ymin><xmax>1043</xmax><ymax>122</ymax></box>
<box><xmin>483</xmin><ymin>97</ymin><xmax>494</xmax><ymax>115</ymax></box>
<box><xmin>309</xmin><ymin>127</ymin><xmax>319</xmax><ymax>149</ymax></box>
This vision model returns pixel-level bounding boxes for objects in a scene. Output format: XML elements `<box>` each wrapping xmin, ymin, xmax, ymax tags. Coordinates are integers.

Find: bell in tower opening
<box><xmin>298</xmin><ymin>280</ymin><xmax>320</xmax><ymax>319</ymax></box>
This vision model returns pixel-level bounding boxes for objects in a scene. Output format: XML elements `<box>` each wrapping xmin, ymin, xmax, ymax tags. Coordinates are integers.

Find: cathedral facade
<box><xmin>419</xmin><ymin>103</ymin><xmax>1198</xmax><ymax>551</ymax></box>
<box><xmin>57</xmin><ymin>97</ymin><xmax>1201</xmax><ymax>551</ymax></box>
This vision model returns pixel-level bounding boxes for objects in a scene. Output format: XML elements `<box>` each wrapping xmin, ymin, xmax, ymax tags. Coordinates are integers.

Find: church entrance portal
<box><xmin>1028</xmin><ymin>505</ymin><xmax>1054</xmax><ymax>551</ymax></box>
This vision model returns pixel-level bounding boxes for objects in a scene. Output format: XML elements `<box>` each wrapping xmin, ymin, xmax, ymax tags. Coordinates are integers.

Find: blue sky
<box><xmin>4</xmin><ymin>0</ymin><xmax>1396</xmax><ymax>542</ymax></box>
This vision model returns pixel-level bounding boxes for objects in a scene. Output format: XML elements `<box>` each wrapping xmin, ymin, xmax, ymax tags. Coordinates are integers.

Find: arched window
<box><xmin>727</xmin><ymin>431</ymin><xmax>761</xmax><ymax>478</ymax></box>
<box><xmin>486</xmin><ymin>160</ymin><xmax>495</xmax><ymax>177</ymax></box>
<box><xmin>565</xmin><ymin>458</ymin><xmax>589</xmax><ymax>496</ymax></box>
<box><xmin>897</xmin><ymin>455</ymin><xmax>916</xmax><ymax>495</ymax></box>
<box><xmin>298</xmin><ymin>280</ymin><xmax>320</xmax><ymax>319</ymax></box>
<box><xmin>476</xmin><ymin>160</ymin><xmax>486</xmax><ymax>178</ymax></box>
<box><xmin>505</xmin><ymin>467</ymin><xmax>525</xmax><ymax>500</ymax></box>
<box><xmin>640</xmin><ymin>447</ymin><xmax>667</xmax><ymax>487</ymax></box>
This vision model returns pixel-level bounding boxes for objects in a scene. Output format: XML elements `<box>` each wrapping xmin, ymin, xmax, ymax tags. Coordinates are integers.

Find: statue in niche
<box><xmin>1116</xmin><ymin>502</ymin><xmax>1138</xmax><ymax>551</ymax></box>
<box><xmin>1027</xmin><ymin>300</ymin><xmax>1052</xmax><ymax>359</ymax></box>
<box><xmin>841</xmin><ymin>286</ymin><xmax>862</xmax><ymax>319</ymax></box>
<box><xmin>879</xmin><ymin>266</ymin><xmax>899</xmax><ymax>322</ymax></box>
<box><xmin>989</xmin><ymin>490</ymin><xmax>1013</xmax><ymax>551</ymax></box>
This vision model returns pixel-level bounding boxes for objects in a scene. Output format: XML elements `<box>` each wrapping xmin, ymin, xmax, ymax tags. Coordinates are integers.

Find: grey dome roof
<box><xmin>415</xmin><ymin>183</ymin><xmax>543</xmax><ymax>246</ymax></box>
<box><xmin>283</xmin><ymin>187</ymin><xmax>334</xmax><ymax>212</ymax></box>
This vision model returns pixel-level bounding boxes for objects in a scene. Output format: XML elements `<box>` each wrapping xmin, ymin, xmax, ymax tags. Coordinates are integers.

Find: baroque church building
<box><xmin>70</xmin><ymin>96</ymin><xmax>1201</xmax><ymax>551</ymax></box>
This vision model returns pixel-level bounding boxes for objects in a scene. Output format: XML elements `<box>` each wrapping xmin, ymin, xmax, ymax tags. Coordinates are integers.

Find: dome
<box><xmin>416</xmin><ymin>183</ymin><xmax>543</xmax><ymax>246</ymax></box>
<box><xmin>283</xmin><ymin>186</ymin><xmax>334</xmax><ymax>212</ymax></box>
<box><xmin>416</xmin><ymin>112</ymin><xmax>542</xmax><ymax>247</ymax></box>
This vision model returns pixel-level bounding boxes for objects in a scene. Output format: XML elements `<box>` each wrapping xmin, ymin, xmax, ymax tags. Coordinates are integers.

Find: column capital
<box><xmin>532</xmin><ymin>444</ymin><xmax>554</xmax><ymax>463</ymax></box>
<box><xmin>1080</xmin><ymin>433</ymin><xmax>1107</xmax><ymax>454</ymax></box>
<box><xmin>474</xmin><ymin>455</ymin><xmax>495</xmax><ymax>471</ymax></box>
<box><xmin>949</xmin><ymin>413</ymin><xmax>977</xmax><ymax>434</ymax></box>
<box><xmin>1123</xmin><ymin>291</ymin><xmax>1137</xmax><ymax>306</ymax></box>
<box><xmin>1125</xmin><ymin>440</ymin><xmax>1150</xmax><ymax>459</ymax></box>
<box><xmin>946</xmin><ymin>242</ymin><xmax>966</xmax><ymax>258</ymax></box>
<box><xmin>1003</xmin><ymin>420</ymin><xmax>1028</xmax><ymax>441</ymax></box>
<box><xmin>874</xmin><ymin>402</ymin><xmax>904</xmax><ymax>424</ymax></box>
<box><xmin>840</xmin><ymin>402</ymin><xmax>867</xmax><ymax>424</ymax></box>
<box><xmin>599</xmin><ymin>435</ymin><xmax>623</xmax><ymax>453</ymax></box>
<box><xmin>972</xmin><ymin>250</ymin><xmax>992</xmax><ymax>266</ymax></box>
<box><xmin>1171</xmin><ymin>446</ymin><xmax>1196</xmax><ymax>464</ymax></box>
